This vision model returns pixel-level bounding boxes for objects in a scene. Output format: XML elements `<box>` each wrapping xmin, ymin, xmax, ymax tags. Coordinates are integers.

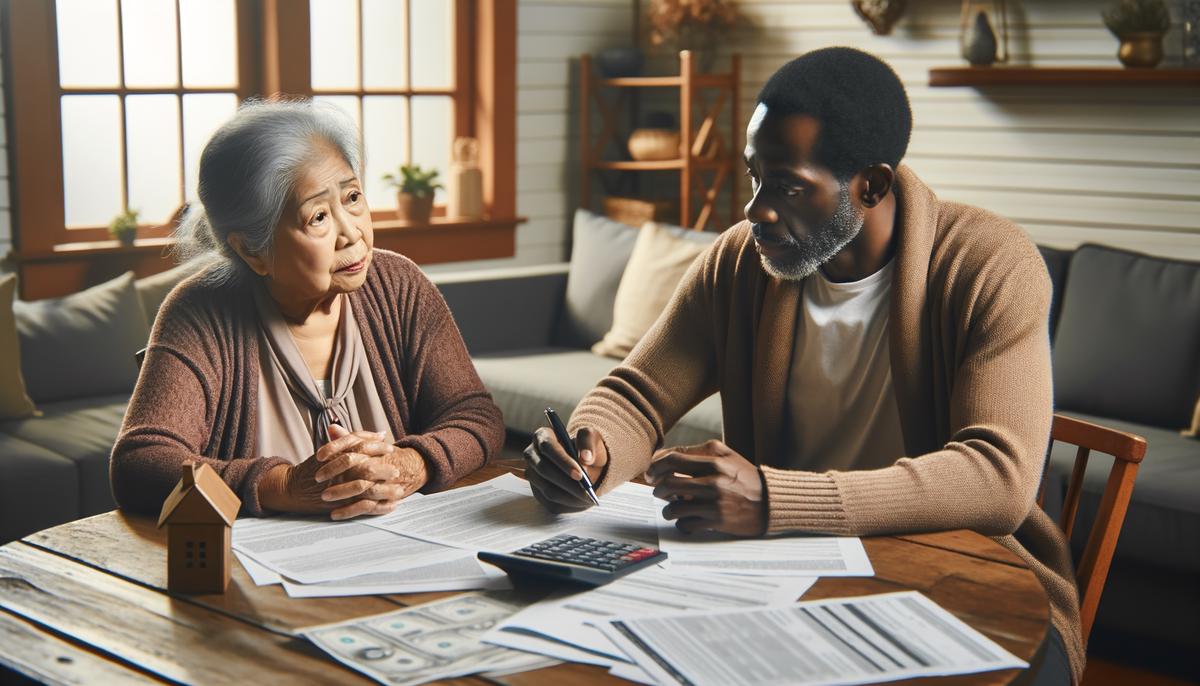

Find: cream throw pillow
<box><xmin>0</xmin><ymin>274</ymin><xmax>39</xmax><ymax>419</ymax></box>
<box><xmin>592</xmin><ymin>222</ymin><xmax>711</xmax><ymax>359</ymax></box>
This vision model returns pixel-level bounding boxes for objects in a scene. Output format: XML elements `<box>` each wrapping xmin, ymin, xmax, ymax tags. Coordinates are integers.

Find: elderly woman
<box><xmin>111</xmin><ymin>101</ymin><xmax>504</xmax><ymax>520</ymax></box>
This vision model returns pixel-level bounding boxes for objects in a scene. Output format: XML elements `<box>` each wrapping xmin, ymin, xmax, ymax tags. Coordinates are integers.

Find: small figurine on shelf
<box><xmin>157</xmin><ymin>462</ymin><xmax>240</xmax><ymax>594</ymax></box>
<box><xmin>448</xmin><ymin>137</ymin><xmax>484</xmax><ymax>220</ymax></box>
<box><xmin>108</xmin><ymin>208</ymin><xmax>139</xmax><ymax>246</ymax></box>
<box><xmin>383</xmin><ymin>164</ymin><xmax>443</xmax><ymax>224</ymax></box>
<box><xmin>852</xmin><ymin>0</ymin><xmax>908</xmax><ymax>36</ymax></box>
<box><xmin>1103</xmin><ymin>0</ymin><xmax>1171</xmax><ymax>68</ymax></box>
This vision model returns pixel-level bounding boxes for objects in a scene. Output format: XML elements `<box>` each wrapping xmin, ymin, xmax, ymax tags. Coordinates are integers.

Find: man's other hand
<box><xmin>646</xmin><ymin>439</ymin><xmax>765</xmax><ymax>536</ymax></box>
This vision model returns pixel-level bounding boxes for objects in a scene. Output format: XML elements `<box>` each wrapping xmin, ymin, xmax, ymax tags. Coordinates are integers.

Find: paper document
<box><xmin>609</xmin><ymin>661</ymin><xmax>659</xmax><ymax>686</ymax></box>
<box><xmin>599</xmin><ymin>590</ymin><xmax>1028</xmax><ymax>686</ymax></box>
<box><xmin>485</xmin><ymin>568</ymin><xmax>816</xmax><ymax>663</ymax></box>
<box><xmin>232</xmin><ymin>513</ymin><xmax>464</xmax><ymax>584</ymax></box>
<box><xmin>657</xmin><ymin>508</ymin><xmax>873</xmax><ymax>576</ymax></box>
<box><xmin>234</xmin><ymin>550</ymin><xmax>282</xmax><ymax>586</ymax></box>
<box><xmin>301</xmin><ymin>593</ymin><xmax>555</xmax><ymax>685</ymax></box>
<box><xmin>365</xmin><ymin>473</ymin><xmax>658</xmax><ymax>552</ymax></box>
<box><xmin>282</xmin><ymin>555</ymin><xmax>511</xmax><ymax>598</ymax></box>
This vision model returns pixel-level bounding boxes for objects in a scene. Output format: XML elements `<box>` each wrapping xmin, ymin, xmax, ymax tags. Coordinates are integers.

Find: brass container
<box><xmin>1118</xmin><ymin>32</ymin><xmax>1165</xmax><ymax>68</ymax></box>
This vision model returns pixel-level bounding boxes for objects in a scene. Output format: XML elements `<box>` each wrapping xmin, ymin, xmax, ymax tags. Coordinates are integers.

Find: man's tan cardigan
<box><xmin>570</xmin><ymin>166</ymin><xmax>1084</xmax><ymax>682</ymax></box>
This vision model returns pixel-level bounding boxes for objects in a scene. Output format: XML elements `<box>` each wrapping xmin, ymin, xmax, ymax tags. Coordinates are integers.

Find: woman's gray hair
<box><xmin>173</xmin><ymin>99</ymin><xmax>362</xmax><ymax>284</ymax></box>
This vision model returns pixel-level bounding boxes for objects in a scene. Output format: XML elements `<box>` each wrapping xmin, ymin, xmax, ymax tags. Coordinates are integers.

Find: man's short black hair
<box><xmin>756</xmin><ymin>47</ymin><xmax>912</xmax><ymax>179</ymax></box>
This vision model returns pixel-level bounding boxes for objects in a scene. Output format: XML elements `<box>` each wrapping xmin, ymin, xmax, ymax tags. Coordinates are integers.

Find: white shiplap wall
<box><xmin>428</xmin><ymin>0</ymin><xmax>635</xmax><ymax>274</ymax></box>
<box><xmin>720</xmin><ymin>0</ymin><xmax>1200</xmax><ymax>259</ymax></box>
<box><xmin>0</xmin><ymin>30</ymin><xmax>10</xmax><ymax>258</ymax></box>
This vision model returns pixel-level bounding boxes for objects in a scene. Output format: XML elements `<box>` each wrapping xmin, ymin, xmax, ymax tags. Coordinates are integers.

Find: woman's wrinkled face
<box><xmin>268</xmin><ymin>143</ymin><xmax>373</xmax><ymax>302</ymax></box>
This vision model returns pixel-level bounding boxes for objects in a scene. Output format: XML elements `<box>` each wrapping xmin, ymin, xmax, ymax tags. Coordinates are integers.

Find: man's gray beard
<box><xmin>758</xmin><ymin>183</ymin><xmax>865</xmax><ymax>281</ymax></box>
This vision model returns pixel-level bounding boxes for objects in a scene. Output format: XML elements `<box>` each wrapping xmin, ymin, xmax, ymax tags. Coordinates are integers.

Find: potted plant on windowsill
<box><xmin>1103</xmin><ymin>0</ymin><xmax>1171</xmax><ymax>68</ymax></box>
<box><xmin>108</xmin><ymin>208</ymin><xmax>139</xmax><ymax>246</ymax></box>
<box><xmin>383</xmin><ymin>164</ymin><xmax>443</xmax><ymax>224</ymax></box>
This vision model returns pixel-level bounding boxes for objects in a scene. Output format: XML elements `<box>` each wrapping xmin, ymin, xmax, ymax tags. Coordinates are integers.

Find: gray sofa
<box><xmin>0</xmin><ymin>265</ymin><xmax>192</xmax><ymax>544</ymax></box>
<box><xmin>433</xmin><ymin>228</ymin><xmax>1199</xmax><ymax>678</ymax></box>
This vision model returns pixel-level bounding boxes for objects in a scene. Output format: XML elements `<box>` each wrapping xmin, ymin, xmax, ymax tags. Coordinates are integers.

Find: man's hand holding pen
<box><xmin>523</xmin><ymin>422</ymin><xmax>608</xmax><ymax>514</ymax></box>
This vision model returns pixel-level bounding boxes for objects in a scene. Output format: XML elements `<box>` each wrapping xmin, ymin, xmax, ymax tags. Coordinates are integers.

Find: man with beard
<box><xmin>523</xmin><ymin>47</ymin><xmax>1079</xmax><ymax>684</ymax></box>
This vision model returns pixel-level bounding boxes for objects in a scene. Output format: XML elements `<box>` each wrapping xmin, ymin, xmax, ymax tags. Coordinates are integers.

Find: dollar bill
<box><xmin>302</xmin><ymin>593</ymin><xmax>556</xmax><ymax>685</ymax></box>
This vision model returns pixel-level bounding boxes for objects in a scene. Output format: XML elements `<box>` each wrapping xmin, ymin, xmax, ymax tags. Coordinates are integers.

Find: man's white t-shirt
<box><xmin>783</xmin><ymin>260</ymin><xmax>906</xmax><ymax>471</ymax></box>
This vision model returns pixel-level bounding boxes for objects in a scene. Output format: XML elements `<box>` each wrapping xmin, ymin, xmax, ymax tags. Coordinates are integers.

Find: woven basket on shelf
<box><xmin>627</xmin><ymin>128</ymin><xmax>681</xmax><ymax>161</ymax></box>
<box><xmin>603</xmin><ymin>196</ymin><xmax>673</xmax><ymax>227</ymax></box>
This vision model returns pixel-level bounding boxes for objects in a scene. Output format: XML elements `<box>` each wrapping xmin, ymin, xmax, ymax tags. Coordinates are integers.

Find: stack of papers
<box><xmin>238</xmin><ymin>473</ymin><xmax>1018</xmax><ymax>686</ymax></box>
<box><xmin>230</xmin><ymin>494</ymin><xmax>510</xmax><ymax>598</ymax></box>
<box><xmin>598</xmin><ymin>591</ymin><xmax>1029</xmax><ymax>686</ymax></box>
<box><xmin>484</xmin><ymin>567</ymin><xmax>818</xmax><ymax>665</ymax></box>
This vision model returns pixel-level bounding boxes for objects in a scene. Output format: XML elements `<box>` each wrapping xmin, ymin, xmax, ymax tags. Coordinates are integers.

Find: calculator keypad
<box><xmin>515</xmin><ymin>534</ymin><xmax>660</xmax><ymax>572</ymax></box>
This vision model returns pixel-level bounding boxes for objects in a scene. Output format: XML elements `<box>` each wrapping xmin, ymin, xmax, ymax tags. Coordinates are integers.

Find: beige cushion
<box><xmin>0</xmin><ymin>275</ymin><xmax>38</xmax><ymax>419</ymax></box>
<box><xmin>135</xmin><ymin>261</ymin><xmax>202</xmax><ymax>328</ymax></box>
<box><xmin>1185</xmin><ymin>396</ymin><xmax>1200</xmax><ymax>439</ymax></box>
<box><xmin>592</xmin><ymin>221</ymin><xmax>711</xmax><ymax>359</ymax></box>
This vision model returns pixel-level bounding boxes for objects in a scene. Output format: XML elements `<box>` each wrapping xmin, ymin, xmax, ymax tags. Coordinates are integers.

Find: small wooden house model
<box><xmin>157</xmin><ymin>462</ymin><xmax>241</xmax><ymax>594</ymax></box>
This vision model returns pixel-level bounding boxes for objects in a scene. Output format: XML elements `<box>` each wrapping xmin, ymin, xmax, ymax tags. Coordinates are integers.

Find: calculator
<box><xmin>477</xmin><ymin>534</ymin><xmax>667</xmax><ymax>587</ymax></box>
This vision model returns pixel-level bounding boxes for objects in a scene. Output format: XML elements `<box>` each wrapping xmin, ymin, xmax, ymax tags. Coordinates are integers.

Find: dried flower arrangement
<box><xmin>646</xmin><ymin>0</ymin><xmax>740</xmax><ymax>70</ymax></box>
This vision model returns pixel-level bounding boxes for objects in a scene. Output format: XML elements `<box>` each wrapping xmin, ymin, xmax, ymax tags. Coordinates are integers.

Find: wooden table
<box><xmin>0</xmin><ymin>464</ymin><xmax>1050</xmax><ymax>685</ymax></box>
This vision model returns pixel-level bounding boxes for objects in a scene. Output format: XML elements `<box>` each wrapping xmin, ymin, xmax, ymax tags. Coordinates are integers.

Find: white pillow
<box><xmin>592</xmin><ymin>222</ymin><xmax>713</xmax><ymax>359</ymax></box>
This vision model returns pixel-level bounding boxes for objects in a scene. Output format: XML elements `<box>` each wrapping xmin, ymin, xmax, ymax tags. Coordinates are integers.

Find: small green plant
<box><xmin>108</xmin><ymin>208</ymin><xmax>139</xmax><ymax>242</ymax></box>
<box><xmin>382</xmin><ymin>164</ymin><xmax>443</xmax><ymax>198</ymax></box>
<box><xmin>1103</xmin><ymin>0</ymin><xmax>1170</xmax><ymax>36</ymax></box>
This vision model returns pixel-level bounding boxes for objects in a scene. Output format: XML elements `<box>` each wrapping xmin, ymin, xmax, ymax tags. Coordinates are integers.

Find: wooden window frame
<box><xmin>4</xmin><ymin>0</ymin><xmax>519</xmax><ymax>299</ymax></box>
<box><xmin>300</xmin><ymin>0</ymin><xmax>475</xmax><ymax>223</ymax></box>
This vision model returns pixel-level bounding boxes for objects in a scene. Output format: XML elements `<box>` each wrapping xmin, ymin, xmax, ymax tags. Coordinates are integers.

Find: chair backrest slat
<box><xmin>1076</xmin><ymin>459</ymin><xmax>1140</xmax><ymax>641</ymax></box>
<box><xmin>1060</xmin><ymin>445</ymin><xmax>1090</xmax><ymax>539</ymax></box>
<box><xmin>1048</xmin><ymin>413</ymin><xmax>1146</xmax><ymax>645</ymax></box>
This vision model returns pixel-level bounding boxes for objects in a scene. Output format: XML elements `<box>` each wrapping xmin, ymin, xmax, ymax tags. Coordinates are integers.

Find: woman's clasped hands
<box><xmin>259</xmin><ymin>424</ymin><xmax>428</xmax><ymax>520</ymax></box>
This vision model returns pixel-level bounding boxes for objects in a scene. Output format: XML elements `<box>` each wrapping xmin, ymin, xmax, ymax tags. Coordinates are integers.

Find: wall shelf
<box><xmin>929</xmin><ymin>66</ymin><xmax>1200</xmax><ymax>87</ymax></box>
<box><xmin>581</xmin><ymin>50</ymin><xmax>741</xmax><ymax>231</ymax></box>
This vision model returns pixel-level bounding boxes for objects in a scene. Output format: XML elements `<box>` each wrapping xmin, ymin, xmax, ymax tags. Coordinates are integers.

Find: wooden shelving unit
<box><xmin>580</xmin><ymin>51</ymin><xmax>741</xmax><ymax>231</ymax></box>
<box><xmin>929</xmin><ymin>66</ymin><xmax>1200</xmax><ymax>87</ymax></box>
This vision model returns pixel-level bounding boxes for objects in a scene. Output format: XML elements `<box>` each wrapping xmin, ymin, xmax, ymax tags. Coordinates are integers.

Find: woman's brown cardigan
<box><xmin>111</xmin><ymin>249</ymin><xmax>504</xmax><ymax>516</ymax></box>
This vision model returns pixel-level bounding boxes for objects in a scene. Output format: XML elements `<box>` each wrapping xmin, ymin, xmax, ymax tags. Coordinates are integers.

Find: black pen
<box><xmin>544</xmin><ymin>408</ymin><xmax>601</xmax><ymax>506</ymax></box>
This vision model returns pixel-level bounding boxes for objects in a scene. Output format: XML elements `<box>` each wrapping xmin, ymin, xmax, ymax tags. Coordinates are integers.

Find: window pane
<box><xmin>362</xmin><ymin>0</ymin><xmax>406</xmax><ymax>90</ymax></box>
<box><xmin>410</xmin><ymin>0</ymin><xmax>452</xmax><ymax>89</ymax></box>
<box><xmin>313</xmin><ymin>96</ymin><xmax>362</xmax><ymax>140</ymax></box>
<box><xmin>310</xmin><ymin>0</ymin><xmax>360</xmax><ymax>90</ymax></box>
<box><xmin>57</xmin><ymin>0</ymin><xmax>120</xmax><ymax>88</ymax></box>
<box><xmin>410</xmin><ymin>97</ymin><xmax>449</xmax><ymax>202</ymax></box>
<box><xmin>126</xmin><ymin>95</ymin><xmax>182</xmax><ymax>224</ymax></box>
<box><xmin>180</xmin><ymin>0</ymin><xmax>237</xmax><ymax>88</ymax></box>
<box><xmin>363</xmin><ymin>96</ymin><xmax>407</xmax><ymax>210</ymax></box>
<box><xmin>121</xmin><ymin>0</ymin><xmax>179</xmax><ymax>88</ymax></box>
<box><xmin>182</xmin><ymin>94</ymin><xmax>238</xmax><ymax>201</ymax></box>
<box><xmin>61</xmin><ymin>96</ymin><xmax>123</xmax><ymax>227</ymax></box>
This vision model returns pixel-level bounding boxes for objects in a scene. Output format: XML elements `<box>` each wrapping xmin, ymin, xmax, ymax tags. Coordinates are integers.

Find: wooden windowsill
<box><xmin>9</xmin><ymin>216</ymin><xmax>525</xmax><ymax>265</ymax></box>
<box><xmin>372</xmin><ymin>215</ymin><xmax>525</xmax><ymax>233</ymax></box>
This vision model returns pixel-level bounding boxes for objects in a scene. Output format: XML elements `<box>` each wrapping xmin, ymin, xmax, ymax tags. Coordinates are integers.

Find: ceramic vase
<box><xmin>962</xmin><ymin>11</ymin><xmax>999</xmax><ymax>66</ymax></box>
<box><xmin>596</xmin><ymin>47</ymin><xmax>644</xmax><ymax>78</ymax></box>
<box><xmin>448</xmin><ymin>137</ymin><xmax>484</xmax><ymax>220</ymax></box>
<box><xmin>396</xmin><ymin>193</ymin><xmax>434</xmax><ymax>224</ymax></box>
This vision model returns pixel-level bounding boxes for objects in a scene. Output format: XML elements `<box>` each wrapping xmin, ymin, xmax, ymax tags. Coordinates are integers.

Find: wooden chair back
<box><xmin>1037</xmin><ymin>413</ymin><xmax>1146</xmax><ymax>642</ymax></box>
